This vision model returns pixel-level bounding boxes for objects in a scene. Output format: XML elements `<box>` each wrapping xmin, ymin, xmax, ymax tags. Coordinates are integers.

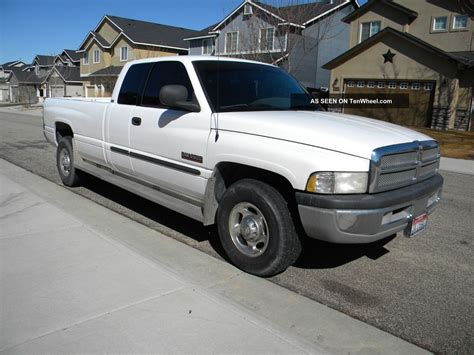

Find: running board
<box><xmin>76</xmin><ymin>160</ymin><xmax>204</xmax><ymax>223</ymax></box>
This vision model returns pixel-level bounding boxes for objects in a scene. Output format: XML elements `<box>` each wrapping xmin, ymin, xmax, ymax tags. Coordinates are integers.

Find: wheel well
<box><xmin>55</xmin><ymin>122</ymin><xmax>73</xmax><ymax>142</ymax></box>
<box><xmin>214</xmin><ymin>162</ymin><xmax>296</xmax><ymax>205</ymax></box>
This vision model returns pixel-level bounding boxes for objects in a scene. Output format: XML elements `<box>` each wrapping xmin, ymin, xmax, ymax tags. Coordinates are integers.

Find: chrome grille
<box><xmin>419</xmin><ymin>161</ymin><xmax>439</xmax><ymax>177</ymax></box>
<box><xmin>378</xmin><ymin>169</ymin><xmax>417</xmax><ymax>188</ymax></box>
<box><xmin>369</xmin><ymin>140</ymin><xmax>440</xmax><ymax>193</ymax></box>
<box><xmin>380</xmin><ymin>152</ymin><xmax>418</xmax><ymax>169</ymax></box>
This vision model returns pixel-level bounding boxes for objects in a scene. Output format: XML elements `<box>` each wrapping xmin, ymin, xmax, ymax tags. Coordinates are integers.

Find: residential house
<box><xmin>184</xmin><ymin>0</ymin><xmax>359</xmax><ymax>90</ymax></box>
<box><xmin>0</xmin><ymin>60</ymin><xmax>25</xmax><ymax>102</ymax></box>
<box><xmin>323</xmin><ymin>0</ymin><xmax>474</xmax><ymax>131</ymax></box>
<box><xmin>21</xmin><ymin>55</ymin><xmax>56</xmax><ymax>102</ymax></box>
<box><xmin>7</xmin><ymin>65</ymin><xmax>44</xmax><ymax>104</ymax></box>
<box><xmin>77</xmin><ymin>15</ymin><xmax>199</xmax><ymax>97</ymax></box>
<box><xmin>46</xmin><ymin>66</ymin><xmax>84</xmax><ymax>97</ymax></box>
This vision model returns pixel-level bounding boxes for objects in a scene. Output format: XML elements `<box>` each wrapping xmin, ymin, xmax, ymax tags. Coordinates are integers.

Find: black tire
<box><xmin>217</xmin><ymin>179</ymin><xmax>302</xmax><ymax>277</ymax></box>
<box><xmin>56</xmin><ymin>137</ymin><xmax>82</xmax><ymax>187</ymax></box>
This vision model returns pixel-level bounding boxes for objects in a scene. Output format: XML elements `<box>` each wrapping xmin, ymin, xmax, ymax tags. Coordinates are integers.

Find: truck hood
<box><xmin>217</xmin><ymin>110</ymin><xmax>433</xmax><ymax>159</ymax></box>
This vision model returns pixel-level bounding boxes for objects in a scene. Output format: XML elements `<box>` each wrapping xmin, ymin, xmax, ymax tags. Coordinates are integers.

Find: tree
<box><xmin>222</xmin><ymin>0</ymin><xmax>343</xmax><ymax>77</ymax></box>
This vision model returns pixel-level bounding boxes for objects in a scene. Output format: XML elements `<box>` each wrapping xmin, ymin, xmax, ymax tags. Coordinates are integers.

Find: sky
<box><xmin>0</xmin><ymin>0</ymin><xmax>366</xmax><ymax>64</ymax></box>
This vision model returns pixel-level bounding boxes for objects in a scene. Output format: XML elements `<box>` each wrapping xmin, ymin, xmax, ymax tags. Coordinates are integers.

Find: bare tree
<box><xmin>224</xmin><ymin>0</ymin><xmax>344</xmax><ymax>76</ymax></box>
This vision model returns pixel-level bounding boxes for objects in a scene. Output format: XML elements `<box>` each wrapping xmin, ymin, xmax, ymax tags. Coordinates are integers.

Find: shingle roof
<box><xmin>10</xmin><ymin>67</ymin><xmax>44</xmax><ymax>84</ymax></box>
<box><xmin>0</xmin><ymin>60</ymin><xmax>24</xmax><ymax>69</ymax></box>
<box><xmin>55</xmin><ymin>66</ymin><xmax>83</xmax><ymax>83</ymax></box>
<box><xmin>63</xmin><ymin>49</ymin><xmax>81</xmax><ymax>62</ymax></box>
<box><xmin>90</xmin><ymin>31</ymin><xmax>111</xmax><ymax>47</ymax></box>
<box><xmin>323</xmin><ymin>27</ymin><xmax>474</xmax><ymax>69</ymax></box>
<box><xmin>255</xmin><ymin>0</ymin><xmax>352</xmax><ymax>25</ymax></box>
<box><xmin>34</xmin><ymin>55</ymin><xmax>55</xmax><ymax>66</ymax></box>
<box><xmin>342</xmin><ymin>0</ymin><xmax>417</xmax><ymax>23</ymax></box>
<box><xmin>183</xmin><ymin>23</ymin><xmax>219</xmax><ymax>40</ymax></box>
<box><xmin>448</xmin><ymin>51</ymin><xmax>474</xmax><ymax>67</ymax></box>
<box><xmin>105</xmin><ymin>15</ymin><xmax>200</xmax><ymax>49</ymax></box>
<box><xmin>89</xmin><ymin>65</ymin><xmax>124</xmax><ymax>76</ymax></box>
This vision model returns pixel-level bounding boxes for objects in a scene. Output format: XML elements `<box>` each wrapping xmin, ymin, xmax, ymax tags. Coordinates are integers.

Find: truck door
<box><xmin>104</xmin><ymin>62</ymin><xmax>153</xmax><ymax>176</ymax></box>
<box><xmin>128</xmin><ymin>60</ymin><xmax>211</xmax><ymax>201</ymax></box>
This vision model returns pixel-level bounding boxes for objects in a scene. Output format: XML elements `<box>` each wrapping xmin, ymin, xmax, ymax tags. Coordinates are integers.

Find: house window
<box><xmin>35</xmin><ymin>66</ymin><xmax>39</xmax><ymax>75</ymax></box>
<box><xmin>260</xmin><ymin>27</ymin><xmax>275</xmax><ymax>51</ymax></box>
<box><xmin>388</xmin><ymin>82</ymin><xmax>396</xmax><ymax>89</ymax></box>
<box><xmin>378</xmin><ymin>82</ymin><xmax>385</xmax><ymax>88</ymax></box>
<box><xmin>120</xmin><ymin>47</ymin><xmax>128</xmax><ymax>61</ymax></box>
<box><xmin>202</xmin><ymin>39</ymin><xmax>213</xmax><ymax>55</ymax></box>
<box><xmin>367</xmin><ymin>81</ymin><xmax>375</xmax><ymax>88</ymax></box>
<box><xmin>83</xmin><ymin>52</ymin><xmax>89</xmax><ymax>65</ymax></box>
<box><xmin>347</xmin><ymin>81</ymin><xmax>355</xmax><ymax>87</ymax></box>
<box><xmin>360</xmin><ymin>21</ymin><xmax>381</xmax><ymax>42</ymax></box>
<box><xmin>357</xmin><ymin>81</ymin><xmax>364</xmax><ymax>88</ymax></box>
<box><xmin>432</xmin><ymin>16</ymin><xmax>447</xmax><ymax>31</ymax></box>
<box><xmin>225</xmin><ymin>31</ymin><xmax>238</xmax><ymax>53</ymax></box>
<box><xmin>453</xmin><ymin>15</ymin><xmax>468</xmax><ymax>29</ymax></box>
<box><xmin>400</xmin><ymin>82</ymin><xmax>408</xmax><ymax>89</ymax></box>
<box><xmin>93</xmin><ymin>49</ymin><xmax>101</xmax><ymax>64</ymax></box>
<box><xmin>244</xmin><ymin>4</ymin><xmax>253</xmax><ymax>15</ymax></box>
<box><xmin>411</xmin><ymin>82</ymin><xmax>420</xmax><ymax>90</ymax></box>
<box><xmin>424</xmin><ymin>83</ymin><xmax>433</xmax><ymax>91</ymax></box>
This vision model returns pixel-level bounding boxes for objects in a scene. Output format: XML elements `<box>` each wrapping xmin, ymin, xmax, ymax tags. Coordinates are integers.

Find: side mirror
<box><xmin>159</xmin><ymin>85</ymin><xmax>200</xmax><ymax>112</ymax></box>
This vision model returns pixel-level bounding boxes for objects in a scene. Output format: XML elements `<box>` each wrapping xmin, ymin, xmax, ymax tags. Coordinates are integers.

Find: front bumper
<box><xmin>296</xmin><ymin>174</ymin><xmax>443</xmax><ymax>244</ymax></box>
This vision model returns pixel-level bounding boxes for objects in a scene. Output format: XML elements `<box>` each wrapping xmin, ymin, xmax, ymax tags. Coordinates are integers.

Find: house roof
<box><xmin>10</xmin><ymin>67</ymin><xmax>44</xmax><ymax>84</ymax></box>
<box><xmin>323</xmin><ymin>27</ymin><xmax>474</xmax><ymax>70</ymax></box>
<box><xmin>53</xmin><ymin>66</ymin><xmax>83</xmax><ymax>83</ymax></box>
<box><xmin>63</xmin><ymin>49</ymin><xmax>81</xmax><ymax>62</ymax></box>
<box><xmin>104</xmin><ymin>15</ymin><xmax>199</xmax><ymax>50</ymax></box>
<box><xmin>34</xmin><ymin>55</ymin><xmax>55</xmax><ymax>66</ymax></box>
<box><xmin>210</xmin><ymin>0</ymin><xmax>356</xmax><ymax>32</ymax></box>
<box><xmin>448</xmin><ymin>51</ymin><xmax>474</xmax><ymax>67</ymax></box>
<box><xmin>256</xmin><ymin>0</ymin><xmax>353</xmax><ymax>26</ymax></box>
<box><xmin>89</xmin><ymin>65</ymin><xmax>124</xmax><ymax>77</ymax></box>
<box><xmin>90</xmin><ymin>31</ymin><xmax>111</xmax><ymax>47</ymax></box>
<box><xmin>0</xmin><ymin>60</ymin><xmax>25</xmax><ymax>71</ymax></box>
<box><xmin>342</xmin><ymin>0</ymin><xmax>418</xmax><ymax>23</ymax></box>
<box><xmin>183</xmin><ymin>23</ymin><xmax>219</xmax><ymax>41</ymax></box>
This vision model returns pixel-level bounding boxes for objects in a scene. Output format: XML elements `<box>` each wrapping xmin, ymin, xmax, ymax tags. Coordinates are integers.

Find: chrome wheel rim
<box><xmin>228</xmin><ymin>202</ymin><xmax>269</xmax><ymax>257</ymax></box>
<box><xmin>59</xmin><ymin>148</ymin><xmax>71</xmax><ymax>177</ymax></box>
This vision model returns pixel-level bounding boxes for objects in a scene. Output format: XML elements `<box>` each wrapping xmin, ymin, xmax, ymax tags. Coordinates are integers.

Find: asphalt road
<box><xmin>1</xmin><ymin>108</ymin><xmax>473</xmax><ymax>354</ymax></box>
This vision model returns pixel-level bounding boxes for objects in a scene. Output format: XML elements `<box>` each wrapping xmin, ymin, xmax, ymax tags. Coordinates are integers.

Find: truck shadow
<box><xmin>81</xmin><ymin>174</ymin><xmax>394</xmax><ymax>270</ymax></box>
<box><xmin>294</xmin><ymin>236</ymin><xmax>395</xmax><ymax>269</ymax></box>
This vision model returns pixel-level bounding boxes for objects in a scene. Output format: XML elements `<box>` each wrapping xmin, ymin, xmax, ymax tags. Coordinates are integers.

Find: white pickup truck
<box><xmin>44</xmin><ymin>56</ymin><xmax>443</xmax><ymax>276</ymax></box>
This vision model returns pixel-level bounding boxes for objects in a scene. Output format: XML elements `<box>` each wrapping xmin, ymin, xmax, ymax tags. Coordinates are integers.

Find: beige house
<box><xmin>323</xmin><ymin>0</ymin><xmax>473</xmax><ymax>131</ymax></box>
<box><xmin>77</xmin><ymin>15</ymin><xmax>199</xmax><ymax>97</ymax></box>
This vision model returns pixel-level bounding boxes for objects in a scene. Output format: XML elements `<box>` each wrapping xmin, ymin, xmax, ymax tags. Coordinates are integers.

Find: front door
<box><xmin>129</xmin><ymin>61</ymin><xmax>211</xmax><ymax>201</ymax></box>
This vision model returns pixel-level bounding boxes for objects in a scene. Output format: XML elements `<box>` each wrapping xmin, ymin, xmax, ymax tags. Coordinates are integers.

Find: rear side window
<box><xmin>117</xmin><ymin>63</ymin><xmax>153</xmax><ymax>105</ymax></box>
<box><xmin>141</xmin><ymin>61</ymin><xmax>195</xmax><ymax>108</ymax></box>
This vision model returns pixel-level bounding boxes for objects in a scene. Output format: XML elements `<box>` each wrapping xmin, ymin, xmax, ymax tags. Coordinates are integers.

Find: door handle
<box><xmin>131</xmin><ymin>117</ymin><xmax>142</xmax><ymax>126</ymax></box>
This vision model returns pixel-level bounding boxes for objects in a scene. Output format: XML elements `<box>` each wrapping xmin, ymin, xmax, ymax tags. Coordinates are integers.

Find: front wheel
<box><xmin>217</xmin><ymin>179</ymin><xmax>302</xmax><ymax>277</ymax></box>
<box><xmin>56</xmin><ymin>137</ymin><xmax>82</xmax><ymax>187</ymax></box>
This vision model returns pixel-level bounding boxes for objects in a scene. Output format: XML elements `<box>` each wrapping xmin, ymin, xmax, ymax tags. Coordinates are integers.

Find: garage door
<box><xmin>51</xmin><ymin>85</ymin><xmax>64</xmax><ymax>97</ymax></box>
<box><xmin>343</xmin><ymin>79</ymin><xmax>435</xmax><ymax>127</ymax></box>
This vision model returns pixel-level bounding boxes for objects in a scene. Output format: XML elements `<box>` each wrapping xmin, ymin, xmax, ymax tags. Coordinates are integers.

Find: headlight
<box><xmin>306</xmin><ymin>172</ymin><xmax>368</xmax><ymax>194</ymax></box>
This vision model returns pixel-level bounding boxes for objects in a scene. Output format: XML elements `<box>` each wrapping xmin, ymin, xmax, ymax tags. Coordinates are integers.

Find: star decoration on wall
<box><xmin>383</xmin><ymin>49</ymin><xmax>396</xmax><ymax>63</ymax></box>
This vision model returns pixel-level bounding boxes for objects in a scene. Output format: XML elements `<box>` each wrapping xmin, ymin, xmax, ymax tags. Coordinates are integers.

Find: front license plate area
<box><xmin>405</xmin><ymin>213</ymin><xmax>428</xmax><ymax>237</ymax></box>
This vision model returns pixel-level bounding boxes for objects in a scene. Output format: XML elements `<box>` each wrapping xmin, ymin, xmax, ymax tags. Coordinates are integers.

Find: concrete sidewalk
<box><xmin>0</xmin><ymin>159</ymin><xmax>427</xmax><ymax>354</ymax></box>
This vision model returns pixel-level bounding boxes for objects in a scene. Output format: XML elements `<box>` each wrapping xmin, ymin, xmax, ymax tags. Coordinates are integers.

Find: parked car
<box><xmin>43</xmin><ymin>56</ymin><xmax>443</xmax><ymax>276</ymax></box>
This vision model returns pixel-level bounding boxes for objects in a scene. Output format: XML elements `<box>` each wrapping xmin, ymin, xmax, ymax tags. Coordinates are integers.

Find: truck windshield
<box><xmin>193</xmin><ymin>60</ymin><xmax>315</xmax><ymax>113</ymax></box>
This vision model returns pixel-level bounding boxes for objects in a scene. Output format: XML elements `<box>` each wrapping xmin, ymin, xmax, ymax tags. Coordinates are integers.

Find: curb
<box><xmin>440</xmin><ymin>157</ymin><xmax>474</xmax><ymax>175</ymax></box>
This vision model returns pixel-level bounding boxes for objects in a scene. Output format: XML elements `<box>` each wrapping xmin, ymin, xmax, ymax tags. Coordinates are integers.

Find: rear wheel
<box><xmin>56</xmin><ymin>137</ymin><xmax>82</xmax><ymax>187</ymax></box>
<box><xmin>217</xmin><ymin>179</ymin><xmax>302</xmax><ymax>277</ymax></box>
